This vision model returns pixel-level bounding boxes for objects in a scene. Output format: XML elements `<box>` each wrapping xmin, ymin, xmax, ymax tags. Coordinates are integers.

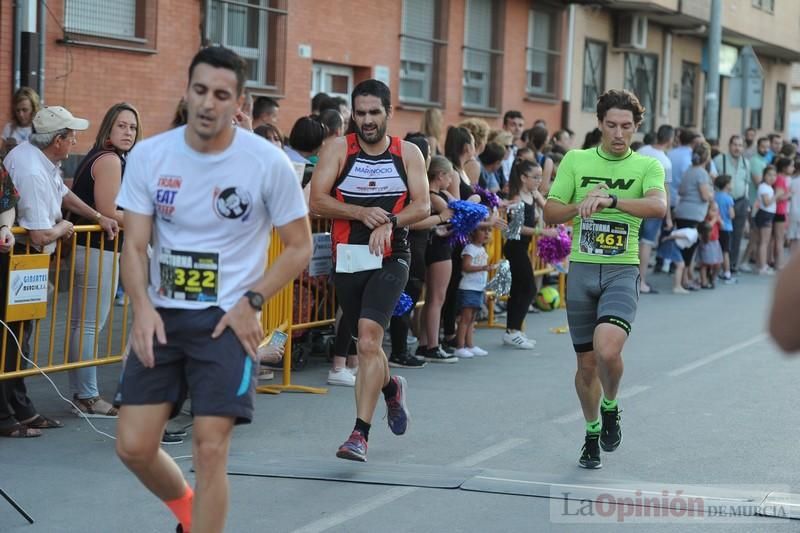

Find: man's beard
<box><xmin>356</xmin><ymin>122</ymin><xmax>387</xmax><ymax>145</ymax></box>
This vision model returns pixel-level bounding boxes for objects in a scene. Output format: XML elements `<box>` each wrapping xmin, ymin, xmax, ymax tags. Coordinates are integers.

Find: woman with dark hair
<box><xmin>582</xmin><ymin>128</ymin><xmax>602</xmax><ymax>150</ymax></box>
<box><xmin>67</xmin><ymin>102</ymin><xmax>142</xmax><ymax>417</ymax></box>
<box><xmin>444</xmin><ymin>126</ymin><xmax>477</xmax><ymax>201</ymax></box>
<box><xmin>525</xmin><ymin>125</ymin><xmax>555</xmax><ymax>194</ymax></box>
<box><xmin>502</xmin><ymin>159</ymin><xmax>545</xmax><ymax>349</ymax></box>
<box><xmin>285</xmin><ymin>115</ymin><xmax>328</xmax><ymax>166</ymax></box>
<box><xmin>254</xmin><ymin>123</ymin><xmax>283</xmax><ymax>148</ymax></box>
<box><xmin>673</xmin><ymin>142</ymin><xmax>714</xmax><ymax>290</ymax></box>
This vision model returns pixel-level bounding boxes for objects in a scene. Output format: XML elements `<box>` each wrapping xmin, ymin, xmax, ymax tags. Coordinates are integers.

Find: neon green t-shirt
<box><xmin>547</xmin><ymin>146</ymin><xmax>665</xmax><ymax>265</ymax></box>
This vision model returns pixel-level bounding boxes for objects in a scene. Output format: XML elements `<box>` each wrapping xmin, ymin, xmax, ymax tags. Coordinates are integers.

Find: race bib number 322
<box><xmin>579</xmin><ymin>219</ymin><xmax>629</xmax><ymax>256</ymax></box>
<box><xmin>159</xmin><ymin>248</ymin><xmax>220</xmax><ymax>302</ymax></box>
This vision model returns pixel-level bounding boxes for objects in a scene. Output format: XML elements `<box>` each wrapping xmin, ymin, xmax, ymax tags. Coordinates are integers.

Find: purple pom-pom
<box><xmin>393</xmin><ymin>292</ymin><xmax>414</xmax><ymax>316</ymax></box>
<box><xmin>447</xmin><ymin>200</ymin><xmax>489</xmax><ymax>246</ymax></box>
<box><xmin>537</xmin><ymin>225</ymin><xmax>572</xmax><ymax>265</ymax></box>
<box><xmin>473</xmin><ymin>185</ymin><xmax>501</xmax><ymax>210</ymax></box>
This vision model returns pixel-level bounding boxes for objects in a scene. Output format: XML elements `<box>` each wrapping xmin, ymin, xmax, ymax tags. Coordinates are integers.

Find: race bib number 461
<box><xmin>579</xmin><ymin>219</ymin><xmax>629</xmax><ymax>256</ymax></box>
<box><xmin>159</xmin><ymin>248</ymin><xmax>220</xmax><ymax>302</ymax></box>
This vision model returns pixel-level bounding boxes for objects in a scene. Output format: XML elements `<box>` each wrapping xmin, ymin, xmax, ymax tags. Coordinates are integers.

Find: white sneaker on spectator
<box><xmin>347</xmin><ymin>366</ymin><xmax>358</xmax><ymax>376</ymax></box>
<box><xmin>328</xmin><ymin>368</ymin><xmax>356</xmax><ymax>386</ymax></box>
<box><xmin>503</xmin><ymin>331</ymin><xmax>535</xmax><ymax>350</ymax></box>
<box><xmin>520</xmin><ymin>331</ymin><xmax>537</xmax><ymax>344</ymax></box>
<box><xmin>407</xmin><ymin>335</ymin><xmax>418</xmax><ymax>345</ymax></box>
<box><xmin>468</xmin><ymin>345</ymin><xmax>489</xmax><ymax>356</ymax></box>
<box><xmin>738</xmin><ymin>263</ymin><xmax>753</xmax><ymax>273</ymax></box>
<box><xmin>758</xmin><ymin>266</ymin><xmax>775</xmax><ymax>276</ymax></box>
<box><xmin>454</xmin><ymin>347</ymin><xmax>475</xmax><ymax>358</ymax></box>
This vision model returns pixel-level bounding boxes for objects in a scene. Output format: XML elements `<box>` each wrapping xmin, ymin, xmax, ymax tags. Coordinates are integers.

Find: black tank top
<box><xmin>69</xmin><ymin>147</ymin><xmax>125</xmax><ymax>250</ymax></box>
<box><xmin>457</xmin><ymin>171</ymin><xmax>473</xmax><ymax>200</ymax></box>
<box><xmin>428</xmin><ymin>190</ymin><xmax>452</xmax><ymax>254</ymax></box>
<box><xmin>331</xmin><ymin>134</ymin><xmax>409</xmax><ymax>259</ymax></box>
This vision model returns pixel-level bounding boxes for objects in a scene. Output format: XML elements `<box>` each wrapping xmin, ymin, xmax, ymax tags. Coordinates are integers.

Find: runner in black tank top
<box><xmin>310</xmin><ymin>80</ymin><xmax>430</xmax><ymax>462</ymax></box>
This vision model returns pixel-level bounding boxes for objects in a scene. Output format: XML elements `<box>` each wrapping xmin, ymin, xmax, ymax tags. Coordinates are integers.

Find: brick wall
<box><xmin>9</xmin><ymin>0</ymin><xmax>202</xmax><ymax>154</ymax></box>
<box><xmin>0</xmin><ymin>0</ymin><xmax>563</xmax><ymax>153</ymax></box>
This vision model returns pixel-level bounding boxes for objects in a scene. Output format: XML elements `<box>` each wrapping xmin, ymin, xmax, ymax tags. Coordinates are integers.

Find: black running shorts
<box><xmin>116</xmin><ymin>307</ymin><xmax>256</xmax><ymax>424</ymax></box>
<box><xmin>565</xmin><ymin>262</ymin><xmax>640</xmax><ymax>353</ymax></box>
<box><xmin>334</xmin><ymin>255</ymin><xmax>409</xmax><ymax>335</ymax></box>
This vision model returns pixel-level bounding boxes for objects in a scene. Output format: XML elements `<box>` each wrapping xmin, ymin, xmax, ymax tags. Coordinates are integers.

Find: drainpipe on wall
<box><xmin>13</xmin><ymin>0</ymin><xmax>23</xmax><ymax>90</ymax></box>
<box><xmin>704</xmin><ymin>0</ymin><xmax>722</xmax><ymax>141</ymax></box>
<box><xmin>38</xmin><ymin>0</ymin><xmax>45</xmax><ymax>101</ymax></box>
<box><xmin>661</xmin><ymin>31</ymin><xmax>672</xmax><ymax>122</ymax></box>
<box><xmin>561</xmin><ymin>4</ymin><xmax>576</xmax><ymax>130</ymax></box>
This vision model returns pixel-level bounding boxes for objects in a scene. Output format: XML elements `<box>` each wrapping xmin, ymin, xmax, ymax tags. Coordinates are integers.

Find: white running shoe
<box><xmin>327</xmin><ymin>368</ymin><xmax>356</xmax><ymax>386</ymax></box>
<box><xmin>738</xmin><ymin>263</ymin><xmax>753</xmax><ymax>273</ymax></box>
<box><xmin>468</xmin><ymin>345</ymin><xmax>489</xmax><ymax>356</ymax></box>
<box><xmin>347</xmin><ymin>366</ymin><xmax>358</xmax><ymax>376</ymax></box>
<box><xmin>453</xmin><ymin>347</ymin><xmax>475</xmax><ymax>358</ymax></box>
<box><xmin>520</xmin><ymin>332</ymin><xmax>537</xmax><ymax>345</ymax></box>
<box><xmin>502</xmin><ymin>331</ymin><xmax>535</xmax><ymax>350</ymax></box>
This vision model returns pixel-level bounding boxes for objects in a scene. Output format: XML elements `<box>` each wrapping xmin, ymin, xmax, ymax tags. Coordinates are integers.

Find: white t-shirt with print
<box><xmin>757</xmin><ymin>182</ymin><xmax>776</xmax><ymax>214</ymax></box>
<box><xmin>2</xmin><ymin>123</ymin><xmax>32</xmax><ymax>144</ymax></box>
<box><xmin>116</xmin><ymin>126</ymin><xmax>308</xmax><ymax>311</ymax></box>
<box><xmin>459</xmin><ymin>243</ymin><xmax>488</xmax><ymax>291</ymax></box>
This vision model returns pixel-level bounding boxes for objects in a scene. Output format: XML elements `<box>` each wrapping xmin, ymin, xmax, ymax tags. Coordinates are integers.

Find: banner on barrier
<box><xmin>6</xmin><ymin>253</ymin><xmax>49</xmax><ymax>321</ymax></box>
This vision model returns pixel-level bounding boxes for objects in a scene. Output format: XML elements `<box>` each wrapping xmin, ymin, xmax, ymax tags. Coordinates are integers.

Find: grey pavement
<box><xmin>3</xmin><ymin>269</ymin><xmax>799</xmax><ymax>532</ymax></box>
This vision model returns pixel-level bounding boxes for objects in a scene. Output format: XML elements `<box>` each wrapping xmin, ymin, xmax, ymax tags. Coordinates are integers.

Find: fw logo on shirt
<box><xmin>580</xmin><ymin>176</ymin><xmax>636</xmax><ymax>190</ymax></box>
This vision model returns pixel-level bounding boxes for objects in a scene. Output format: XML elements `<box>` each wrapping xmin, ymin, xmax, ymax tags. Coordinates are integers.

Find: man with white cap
<box><xmin>0</xmin><ymin>106</ymin><xmax>118</xmax><ymax>435</ymax></box>
<box><xmin>4</xmin><ymin>105</ymin><xmax>118</xmax><ymax>253</ymax></box>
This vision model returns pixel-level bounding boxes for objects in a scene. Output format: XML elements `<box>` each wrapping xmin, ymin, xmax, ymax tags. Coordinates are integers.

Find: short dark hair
<box><xmin>311</xmin><ymin>92</ymin><xmax>329</xmax><ymax>113</ymax></box>
<box><xmin>252</xmin><ymin>96</ymin><xmax>279</xmax><ymax>120</ymax></box>
<box><xmin>289</xmin><ymin>116</ymin><xmax>327</xmax><ymax>153</ymax></box>
<box><xmin>728</xmin><ymin>134</ymin><xmax>742</xmax><ymax>145</ymax></box>
<box><xmin>320</xmin><ymin>96</ymin><xmax>348</xmax><ymax>113</ymax></box>
<box><xmin>768</xmin><ymin>133</ymin><xmax>782</xmax><ymax>141</ymax></box>
<box><xmin>679</xmin><ymin>128</ymin><xmax>700</xmax><ymax>146</ymax></box>
<box><xmin>596</xmin><ymin>89</ymin><xmax>645</xmax><ymax>126</ymax></box>
<box><xmin>775</xmin><ymin>157</ymin><xmax>793</xmax><ymax>174</ymax></box>
<box><xmin>351</xmin><ymin>79</ymin><xmax>391</xmax><ymax>113</ymax></box>
<box><xmin>757</xmin><ymin>136</ymin><xmax>769</xmax><ymax>146</ymax></box>
<box><xmin>188</xmin><ymin>46</ymin><xmax>247</xmax><ymax>95</ymax></box>
<box><xmin>642</xmin><ymin>132</ymin><xmax>656</xmax><ymax>145</ymax></box>
<box><xmin>318</xmin><ymin>108</ymin><xmax>343</xmax><ymax>137</ymax></box>
<box><xmin>478</xmin><ymin>142</ymin><xmax>506</xmax><ymax>166</ymax></box>
<box><xmin>714</xmin><ymin>174</ymin><xmax>732</xmax><ymax>191</ymax></box>
<box><xmin>404</xmin><ymin>134</ymin><xmax>430</xmax><ymax>161</ymax></box>
<box><xmin>656</xmin><ymin>124</ymin><xmax>674</xmax><ymax>144</ymax></box>
<box><xmin>503</xmin><ymin>110</ymin><xmax>523</xmax><ymax>125</ymax></box>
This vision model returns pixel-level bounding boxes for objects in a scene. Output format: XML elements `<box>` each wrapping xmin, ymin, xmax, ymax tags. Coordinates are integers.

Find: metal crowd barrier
<box><xmin>0</xmin><ymin>220</ymin><xmax>568</xmax><ymax>389</ymax></box>
<box><xmin>0</xmin><ymin>226</ymin><xmax>129</xmax><ymax>380</ymax></box>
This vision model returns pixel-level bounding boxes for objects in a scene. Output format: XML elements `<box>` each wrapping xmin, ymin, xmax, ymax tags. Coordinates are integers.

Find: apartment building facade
<box><xmin>1</xmin><ymin>0</ymin><xmax>798</xmax><ymax>156</ymax></box>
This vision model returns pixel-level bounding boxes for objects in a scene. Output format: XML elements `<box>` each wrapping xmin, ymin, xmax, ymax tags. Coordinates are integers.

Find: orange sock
<box><xmin>164</xmin><ymin>483</ymin><xmax>193</xmax><ymax>532</ymax></box>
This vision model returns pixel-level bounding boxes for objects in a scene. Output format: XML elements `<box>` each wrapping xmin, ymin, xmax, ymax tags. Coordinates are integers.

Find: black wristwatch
<box><xmin>608</xmin><ymin>194</ymin><xmax>618</xmax><ymax>209</ymax></box>
<box><xmin>387</xmin><ymin>214</ymin><xmax>398</xmax><ymax>228</ymax></box>
<box><xmin>244</xmin><ymin>290</ymin><xmax>265</xmax><ymax>311</ymax></box>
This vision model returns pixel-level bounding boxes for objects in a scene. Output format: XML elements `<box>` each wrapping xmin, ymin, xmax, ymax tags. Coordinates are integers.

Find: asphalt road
<box><xmin>3</xmin><ymin>269</ymin><xmax>799</xmax><ymax>532</ymax></box>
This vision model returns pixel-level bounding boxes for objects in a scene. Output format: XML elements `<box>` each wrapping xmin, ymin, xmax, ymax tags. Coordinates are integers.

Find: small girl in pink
<box><xmin>772</xmin><ymin>157</ymin><xmax>794</xmax><ymax>270</ymax></box>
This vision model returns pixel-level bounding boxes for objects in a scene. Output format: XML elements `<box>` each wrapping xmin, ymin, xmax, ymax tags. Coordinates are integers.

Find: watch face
<box><xmin>248</xmin><ymin>292</ymin><xmax>264</xmax><ymax>307</ymax></box>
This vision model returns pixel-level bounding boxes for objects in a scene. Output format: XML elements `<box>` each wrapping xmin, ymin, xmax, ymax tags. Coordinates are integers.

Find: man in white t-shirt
<box><xmin>114</xmin><ymin>46</ymin><xmax>312</xmax><ymax>533</ymax></box>
<box><xmin>637</xmin><ymin>124</ymin><xmax>673</xmax><ymax>293</ymax></box>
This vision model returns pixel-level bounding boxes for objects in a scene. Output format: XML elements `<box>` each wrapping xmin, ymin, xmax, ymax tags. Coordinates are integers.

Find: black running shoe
<box><xmin>423</xmin><ymin>346</ymin><xmax>458</xmax><ymax>364</ymax></box>
<box><xmin>579</xmin><ymin>434</ymin><xmax>602</xmax><ymax>469</ymax></box>
<box><xmin>600</xmin><ymin>407</ymin><xmax>622</xmax><ymax>452</ymax></box>
<box><xmin>389</xmin><ymin>353</ymin><xmax>427</xmax><ymax>368</ymax></box>
<box><xmin>161</xmin><ymin>430</ymin><xmax>184</xmax><ymax>445</ymax></box>
<box><xmin>440</xmin><ymin>338</ymin><xmax>458</xmax><ymax>354</ymax></box>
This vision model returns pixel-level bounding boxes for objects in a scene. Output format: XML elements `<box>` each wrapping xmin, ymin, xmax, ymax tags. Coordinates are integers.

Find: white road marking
<box><xmin>551</xmin><ymin>385</ymin><xmax>651</xmax><ymax>424</ymax></box>
<box><xmin>291</xmin><ymin>438</ymin><xmax>528</xmax><ymax>533</ymax></box>
<box><xmin>667</xmin><ymin>334</ymin><xmax>768</xmax><ymax>377</ymax></box>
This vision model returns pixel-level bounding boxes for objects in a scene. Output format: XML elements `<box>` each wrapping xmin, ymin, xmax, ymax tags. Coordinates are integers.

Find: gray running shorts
<box><xmin>566</xmin><ymin>262</ymin><xmax>640</xmax><ymax>353</ymax></box>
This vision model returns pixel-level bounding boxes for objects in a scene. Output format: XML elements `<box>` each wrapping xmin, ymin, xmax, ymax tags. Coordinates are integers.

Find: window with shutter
<box><xmin>400</xmin><ymin>0</ymin><xmax>447</xmax><ymax>105</ymax></box>
<box><xmin>527</xmin><ymin>8</ymin><xmax>561</xmax><ymax>98</ymax></box>
<box><xmin>624</xmin><ymin>52</ymin><xmax>658</xmax><ymax>133</ymax></box>
<box><xmin>463</xmin><ymin>0</ymin><xmax>503</xmax><ymax>110</ymax></box>
<box><xmin>582</xmin><ymin>40</ymin><xmax>606</xmax><ymax>111</ymax></box>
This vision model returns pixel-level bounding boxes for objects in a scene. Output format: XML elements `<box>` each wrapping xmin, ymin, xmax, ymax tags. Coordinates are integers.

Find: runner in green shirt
<box><xmin>544</xmin><ymin>89</ymin><xmax>667</xmax><ymax>469</ymax></box>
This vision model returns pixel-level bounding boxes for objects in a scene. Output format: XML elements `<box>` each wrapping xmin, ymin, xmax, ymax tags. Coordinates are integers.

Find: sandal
<box><xmin>22</xmin><ymin>414</ymin><xmax>64</xmax><ymax>429</ymax></box>
<box><xmin>72</xmin><ymin>396</ymin><xmax>118</xmax><ymax>419</ymax></box>
<box><xmin>0</xmin><ymin>423</ymin><xmax>41</xmax><ymax>438</ymax></box>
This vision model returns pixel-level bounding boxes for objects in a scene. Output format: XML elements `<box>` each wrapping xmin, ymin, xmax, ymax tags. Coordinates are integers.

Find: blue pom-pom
<box><xmin>447</xmin><ymin>200</ymin><xmax>489</xmax><ymax>246</ymax></box>
<box><xmin>393</xmin><ymin>292</ymin><xmax>414</xmax><ymax>316</ymax></box>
